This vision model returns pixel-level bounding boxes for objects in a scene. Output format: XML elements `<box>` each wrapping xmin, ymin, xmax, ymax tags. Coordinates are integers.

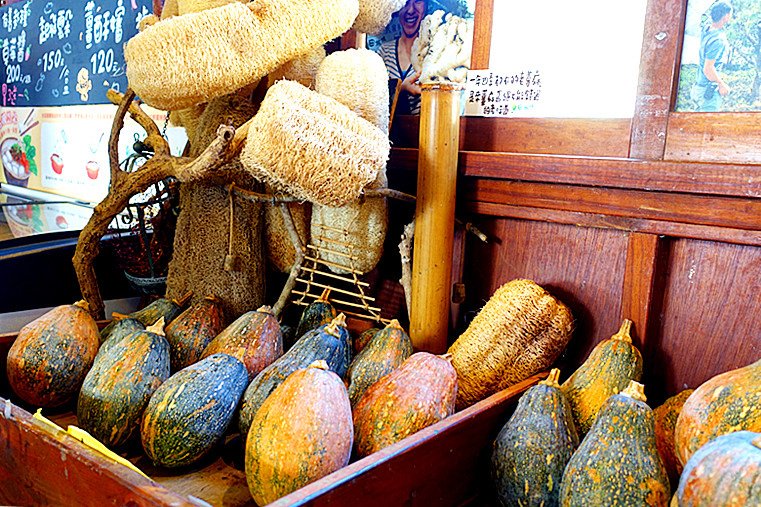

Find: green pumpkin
<box><xmin>561</xmin><ymin>319</ymin><xmax>643</xmax><ymax>435</ymax></box>
<box><xmin>676</xmin><ymin>431</ymin><xmax>761</xmax><ymax>506</ymax></box>
<box><xmin>560</xmin><ymin>381</ymin><xmax>670</xmax><ymax>506</ymax></box>
<box><xmin>491</xmin><ymin>369</ymin><xmax>579</xmax><ymax>507</ymax></box>
<box><xmin>96</xmin><ymin>317</ymin><xmax>144</xmax><ymax>359</ymax></box>
<box><xmin>293</xmin><ymin>288</ymin><xmax>336</xmax><ymax>345</ymax></box>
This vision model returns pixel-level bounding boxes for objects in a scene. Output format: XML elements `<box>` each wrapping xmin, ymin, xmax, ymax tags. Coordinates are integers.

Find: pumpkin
<box><xmin>352</xmin><ymin>352</ymin><xmax>457</xmax><ymax>458</ymax></box>
<box><xmin>99</xmin><ymin>293</ymin><xmax>190</xmax><ymax>343</ymax></box>
<box><xmin>7</xmin><ymin>301</ymin><xmax>100</xmax><ymax>407</ymax></box>
<box><xmin>559</xmin><ymin>381</ymin><xmax>670</xmax><ymax>507</ymax></box>
<box><xmin>346</xmin><ymin>319</ymin><xmax>412</xmax><ymax>407</ymax></box>
<box><xmin>77</xmin><ymin>320</ymin><xmax>171</xmax><ymax>448</ymax></box>
<box><xmin>491</xmin><ymin>369</ymin><xmax>579</xmax><ymax>507</ymax></box>
<box><xmin>654</xmin><ymin>389</ymin><xmax>694</xmax><ymax>487</ymax></box>
<box><xmin>201</xmin><ymin>305</ymin><xmax>282</xmax><ymax>379</ymax></box>
<box><xmin>561</xmin><ymin>319</ymin><xmax>643</xmax><ymax>435</ymax></box>
<box><xmin>676</xmin><ymin>431</ymin><xmax>761</xmax><ymax>507</ymax></box>
<box><xmin>674</xmin><ymin>358</ymin><xmax>761</xmax><ymax>466</ymax></box>
<box><xmin>448</xmin><ymin>279</ymin><xmax>574</xmax><ymax>410</ymax></box>
<box><xmin>354</xmin><ymin>326</ymin><xmax>380</xmax><ymax>355</ymax></box>
<box><xmin>96</xmin><ymin>317</ymin><xmax>144</xmax><ymax>359</ymax></box>
<box><xmin>238</xmin><ymin>313</ymin><xmax>351</xmax><ymax>437</ymax></box>
<box><xmin>245</xmin><ymin>361</ymin><xmax>353</xmax><ymax>505</ymax></box>
<box><xmin>294</xmin><ymin>288</ymin><xmax>336</xmax><ymax>343</ymax></box>
<box><xmin>140</xmin><ymin>353</ymin><xmax>248</xmax><ymax>468</ymax></box>
<box><xmin>165</xmin><ymin>295</ymin><xmax>226</xmax><ymax>371</ymax></box>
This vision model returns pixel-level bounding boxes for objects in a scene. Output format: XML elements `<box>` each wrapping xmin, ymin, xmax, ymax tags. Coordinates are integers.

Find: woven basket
<box><xmin>240</xmin><ymin>80</ymin><xmax>389</xmax><ymax>207</ymax></box>
<box><xmin>447</xmin><ymin>279</ymin><xmax>574</xmax><ymax>410</ymax></box>
<box><xmin>268</xmin><ymin>44</ymin><xmax>326</xmax><ymax>89</ymax></box>
<box><xmin>354</xmin><ymin>0</ymin><xmax>406</xmax><ymax>35</ymax></box>
<box><xmin>315</xmin><ymin>48</ymin><xmax>389</xmax><ymax>134</ymax></box>
<box><xmin>125</xmin><ymin>0</ymin><xmax>359</xmax><ymax>110</ymax></box>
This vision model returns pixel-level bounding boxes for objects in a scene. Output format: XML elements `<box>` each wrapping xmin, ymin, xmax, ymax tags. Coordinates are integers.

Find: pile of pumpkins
<box><xmin>5</xmin><ymin>278</ymin><xmax>584</xmax><ymax>504</ymax></box>
<box><xmin>489</xmin><ymin>318</ymin><xmax>761</xmax><ymax>507</ymax></box>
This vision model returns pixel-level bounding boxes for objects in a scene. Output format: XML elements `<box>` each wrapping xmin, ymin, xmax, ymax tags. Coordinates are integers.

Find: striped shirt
<box><xmin>378</xmin><ymin>38</ymin><xmax>421</xmax><ymax>115</ymax></box>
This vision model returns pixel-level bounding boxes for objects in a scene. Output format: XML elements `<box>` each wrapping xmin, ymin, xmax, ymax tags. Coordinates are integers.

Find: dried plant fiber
<box><xmin>166</xmin><ymin>94</ymin><xmax>264</xmax><ymax>319</ymax></box>
<box><xmin>161</xmin><ymin>0</ymin><xmax>179</xmax><ymax>19</ymax></box>
<box><xmin>354</xmin><ymin>0</ymin><xmax>406</xmax><ymax>36</ymax></box>
<box><xmin>265</xmin><ymin>191</ymin><xmax>311</xmax><ymax>273</ymax></box>
<box><xmin>240</xmin><ymin>80</ymin><xmax>389</xmax><ymax>207</ymax></box>
<box><xmin>268</xmin><ymin>45</ymin><xmax>326</xmax><ymax>89</ymax></box>
<box><xmin>178</xmin><ymin>0</ymin><xmax>241</xmax><ymax>15</ymax></box>
<box><xmin>315</xmin><ymin>48</ymin><xmax>389</xmax><ymax>134</ymax></box>
<box><xmin>411</xmin><ymin>10</ymin><xmax>472</xmax><ymax>85</ymax></box>
<box><xmin>169</xmin><ymin>103</ymin><xmax>207</xmax><ymax>142</ymax></box>
<box><xmin>125</xmin><ymin>0</ymin><xmax>359</xmax><ymax>110</ymax></box>
<box><xmin>448</xmin><ymin>279</ymin><xmax>574</xmax><ymax>410</ymax></box>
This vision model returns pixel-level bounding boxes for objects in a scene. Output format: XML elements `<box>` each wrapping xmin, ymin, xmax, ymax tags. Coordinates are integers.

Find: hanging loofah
<box><xmin>315</xmin><ymin>48</ymin><xmax>390</xmax><ymax>134</ymax></box>
<box><xmin>268</xmin><ymin>45</ymin><xmax>326</xmax><ymax>89</ymax></box>
<box><xmin>166</xmin><ymin>93</ymin><xmax>264</xmax><ymax>318</ymax></box>
<box><xmin>447</xmin><ymin>279</ymin><xmax>574</xmax><ymax>410</ymax></box>
<box><xmin>240</xmin><ymin>80</ymin><xmax>389</xmax><ymax>207</ymax></box>
<box><xmin>264</xmin><ymin>187</ymin><xmax>311</xmax><ymax>273</ymax></box>
<box><xmin>161</xmin><ymin>0</ymin><xmax>180</xmax><ymax>19</ymax></box>
<box><xmin>178</xmin><ymin>0</ymin><xmax>241</xmax><ymax>15</ymax></box>
<box><xmin>353</xmin><ymin>0</ymin><xmax>406</xmax><ymax>36</ymax></box>
<box><xmin>169</xmin><ymin>103</ymin><xmax>207</xmax><ymax>142</ymax></box>
<box><xmin>125</xmin><ymin>0</ymin><xmax>359</xmax><ymax>110</ymax></box>
<box><xmin>411</xmin><ymin>10</ymin><xmax>473</xmax><ymax>85</ymax></box>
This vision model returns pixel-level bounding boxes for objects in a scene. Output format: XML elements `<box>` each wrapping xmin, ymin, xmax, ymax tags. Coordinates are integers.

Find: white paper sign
<box><xmin>464</xmin><ymin>69</ymin><xmax>544</xmax><ymax>117</ymax></box>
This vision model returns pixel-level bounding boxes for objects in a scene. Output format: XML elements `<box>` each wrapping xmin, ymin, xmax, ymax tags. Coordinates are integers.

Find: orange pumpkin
<box><xmin>654</xmin><ymin>389</ymin><xmax>693</xmax><ymax>487</ymax></box>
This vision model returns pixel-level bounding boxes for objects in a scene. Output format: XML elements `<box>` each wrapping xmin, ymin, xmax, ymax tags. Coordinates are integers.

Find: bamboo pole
<box><xmin>409</xmin><ymin>83</ymin><xmax>463</xmax><ymax>353</ymax></box>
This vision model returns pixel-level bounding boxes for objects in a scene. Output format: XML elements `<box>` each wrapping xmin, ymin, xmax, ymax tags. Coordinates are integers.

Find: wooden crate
<box><xmin>0</xmin><ymin>329</ymin><xmax>542</xmax><ymax>506</ymax></box>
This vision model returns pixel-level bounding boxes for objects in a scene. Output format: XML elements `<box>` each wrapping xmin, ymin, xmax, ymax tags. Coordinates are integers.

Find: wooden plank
<box><xmin>646</xmin><ymin>239</ymin><xmax>761</xmax><ymax>403</ymax></box>
<box><xmin>389</xmin><ymin>148</ymin><xmax>761</xmax><ymax>198</ymax></box>
<box><xmin>621</xmin><ymin>233</ymin><xmax>662</xmax><ymax>351</ymax></box>
<box><xmin>629</xmin><ymin>0</ymin><xmax>686</xmax><ymax>159</ymax></box>
<box><xmin>270</xmin><ymin>374</ymin><xmax>545</xmax><ymax>507</ymax></box>
<box><xmin>466</xmin><ymin>201</ymin><xmax>761</xmax><ymax>247</ymax></box>
<box><xmin>470</xmin><ymin>0</ymin><xmax>494</xmax><ymax>70</ymax></box>
<box><xmin>665</xmin><ymin>113</ymin><xmax>761</xmax><ymax>164</ymax></box>
<box><xmin>0</xmin><ymin>398</ymin><xmax>195</xmax><ymax>507</ymax></box>
<box><xmin>390</xmin><ymin>116</ymin><xmax>632</xmax><ymax>156</ymax></box>
<box><xmin>464</xmin><ymin>179</ymin><xmax>761</xmax><ymax>232</ymax></box>
<box><xmin>464</xmin><ymin>218</ymin><xmax>628</xmax><ymax>369</ymax></box>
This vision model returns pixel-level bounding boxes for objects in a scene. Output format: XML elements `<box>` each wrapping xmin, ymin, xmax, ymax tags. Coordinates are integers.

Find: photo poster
<box><xmin>366</xmin><ymin>0</ymin><xmax>476</xmax><ymax>115</ymax></box>
<box><xmin>0</xmin><ymin>0</ymin><xmax>187</xmax><ymax>203</ymax></box>
<box><xmin>675</xmin><ymin>0</ymin><xmax>761</xmax><ymax>112</ymax></box>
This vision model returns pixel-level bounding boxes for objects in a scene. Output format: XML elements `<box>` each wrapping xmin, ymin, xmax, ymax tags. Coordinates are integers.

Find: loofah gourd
<box><xmin>125</xmin><ymin>0</ymin><xmax>359</xmax><ymax>110</ymax></box>
<box><xmin>353</xmin><ymin>0</ymin><xmax>406</xmax><ymax>35</ymax></box>
<box><xmin>315</xmin><ymin>48</ymin><xmax>390</xmax><ymax>134</ymax></box>
<box><xmin>178</xmin><ymin>0</ymin><xmax>240</xmax><ymax>15</ymax></box>
<box><xmin>166</xmin><ymin>94</ymin><xmax>264</xmax><ymax>318</ymax></box>
<box><xmin>264</xmin><ymin>189</ymin><xmax>311</xmax><ymax>273</ymax></box>
<box><xmin>169</xmin><ymin>103</ymin><xmax>207</xmax><ymax>142</ymax></box>
<box><xmin>268</xmin><ymin>45</ymin><xmax>326</xmax><ymax>89</ymax></box>
<box><xmin>160</xmin><ymin>0</ymin><xmax>179</xmax><ymax>19</ymax></box>
<box><xmin>412</xmin><ymin>10</ymin><xmax>472</xmax><ymax>85</ymax></box>
<box><xmin>240</xmin><ymin>80</ymin><xmax>389</xmax><ymax>207</ymax></box>
<box><xmin>448</xmin><ymin>279</ymin><xmax>574</xmax><ymax>410</ymax></box>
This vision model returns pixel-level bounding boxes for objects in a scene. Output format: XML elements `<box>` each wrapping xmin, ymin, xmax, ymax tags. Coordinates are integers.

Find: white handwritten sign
<box><xmin>464</xmin><ymin>69</ymin><xmax>544</xmax><ymax>117</ymax></box>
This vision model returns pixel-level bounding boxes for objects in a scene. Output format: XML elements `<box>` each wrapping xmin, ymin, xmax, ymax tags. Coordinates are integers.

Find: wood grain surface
<box><xmin>665</xmin><ymin>113</ymin><xmax>761</xmax><ymax>164</ymax></box>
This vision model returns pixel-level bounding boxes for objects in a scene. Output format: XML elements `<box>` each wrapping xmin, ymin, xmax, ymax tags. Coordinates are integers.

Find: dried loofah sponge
<box><xmin>240</xmin><ymin>80</ymin><xmax>389</xmax><ymax>207</ymax></box>
<box><xmin>412</xmin><ymin>10</ymin><xmax>473</xmax><ymax>85</ymax></box>
<box><xmin>354</xmin><ymin>0</ymin><xmax>406</xmax><ymax>36</ymax></box>
<box><xmin>125</xmin><ymin>0</ymin><xmax>359</xmax><ymax>110</ymax></box>
<box><xmin>169</xmin><ymin>103</ymin><xmax>207</xmax><ymax>142</ymax></box>
<box><xmin>264</xmin><ymin>187</ymin><xmax>311</xmax><ymax>273</ymax></box>
<box><xmin>178</xmin><ymin>0</ymin><xmax>241</xmax><ymax>15</ymax></box>
<box><xmin>447</xmin><ymin>279</ymin><xmax>574</xmax><ymax>410</ymax></box>
<box><xmin>268</xmin><ymin>45</ymin><xmax>326</xmax><ymax>89</ymax></box>
<box><xmin>315</xmin><ymin>48</ymin><xmax>389</xmax><ymax>134</ymax></box>
<box><xmin>161</xmin><ymin>0</ymin><xmax>179</xmax><ymax>19</ymax></box>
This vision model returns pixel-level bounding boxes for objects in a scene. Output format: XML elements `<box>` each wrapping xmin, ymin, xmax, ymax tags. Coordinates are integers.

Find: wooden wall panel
<box><xmin>665</xmin><ymin>113</ymin><xmax>761</xmax><ymax>164</ymax></box>
<box><xmin>645</xmin><ymin>239</ymin><xmax>761</xmax><ymax>403</ymax></box>
<box><xmin>464</xmin><ymin>218</ymin><xmax>628</xmax><ymax>370</ymax></box>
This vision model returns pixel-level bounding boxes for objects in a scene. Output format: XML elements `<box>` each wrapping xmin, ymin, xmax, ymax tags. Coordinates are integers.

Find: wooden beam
<box><xmin>665</xmin><ymin>112</ymin><xmax>761</xmax><ymax>164</ymax></box>
<box><xmin>621</xmin><ymin>233</ymin><xmax>662</xmax><ymax>351</ymax></box>
<box><xmin>470</xmin><ymin>0</ymin><xmax>494</xmax><ymax>70</ymax></box>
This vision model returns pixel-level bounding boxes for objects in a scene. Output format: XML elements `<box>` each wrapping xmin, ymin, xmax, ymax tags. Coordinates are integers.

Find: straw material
<box><xmin>315</xmin><ymin>48</ymin><xmax>389</xmax><ymax>134</ymax></box>
<box><xmin>268</xmin><ymin>45</ymin><xmax>326</xmax><ymax>89</ymax></box>
<box><xmin>265</xmin><ymin>191</ymin><xmax>311</xmax><ymax>273</ymax></box>
<box><xmin>354</xmin><ymin>0</ymin><xmax>406</xmax><ymax>35</ymax></box>
<box><xmin>161</xmin><ymin>0</ymin><xmax>179</xmax><ymax>19</ymax></box>
<box><xmin>178</xmin><ymin>0</ymin><xmax>240</xmax><ymax>15</ymax></box>
<box><xmin>240</xmin><ymin>80</ymin><xmax>389</xmax><ymax>207</ymax></box>
<box><xmin>125</xmin><ymin>0</ymin><xmax>360</xmax><ymax>110</ymax></box>
<box><xmin>447</xmin><ymin>279</ymin><xmax>574</xmax><ymax>410</ymax></box>
<box><xmin>411</xmin><ymin>10</ymin><xmax>472</xmax><ymax>85</ymax></box>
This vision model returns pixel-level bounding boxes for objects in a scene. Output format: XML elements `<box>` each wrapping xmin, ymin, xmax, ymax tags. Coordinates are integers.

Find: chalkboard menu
<box><xmin>0</xmin><ymin>0</ymin><xmax>153</xmax><ymax>107</ymax></box>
